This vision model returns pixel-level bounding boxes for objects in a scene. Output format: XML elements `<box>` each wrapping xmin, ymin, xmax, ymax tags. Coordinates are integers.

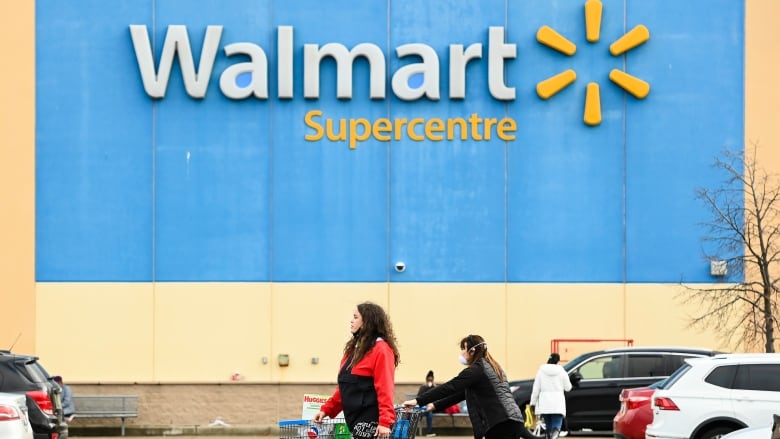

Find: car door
<box><xmin>730</xmin><ymin>363</ymin><xmax>780</xmax><ymax>426</ymax></box>
<box><xmin>626</xmin><ymin>353</ymin><xmax>667</xmax><ymax>381</ymax></box>
<box><xmin>566</xmin><ymin>353</ymin><xmax>670</xmax><ymax>431</ymax></box>
<box><xmin>565</xmin><ymin>353</ymin><xmax>627</xmax><ymax>430</ymax></box>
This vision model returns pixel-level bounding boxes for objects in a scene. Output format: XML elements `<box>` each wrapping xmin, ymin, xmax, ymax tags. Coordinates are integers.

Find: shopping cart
<box><xmin>279</xmin><ymin>407</ymin><xmax>423</xmax><ymax>439</ymax></box>
<box><xmin>392</xmin><ymin>406</ymin><xmax>423</xmax><ymax>439</ymax></box>
<box><xmin>279</xmin><ymin>417</ymin><xmax>351</xmax><ymax>439</ymax></box>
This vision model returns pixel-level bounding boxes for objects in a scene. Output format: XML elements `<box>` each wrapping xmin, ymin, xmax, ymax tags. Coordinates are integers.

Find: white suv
<box><xmin>645</xmin><ymin>353</ymin><xmax>780</xmax><ymax>439</ymax></box>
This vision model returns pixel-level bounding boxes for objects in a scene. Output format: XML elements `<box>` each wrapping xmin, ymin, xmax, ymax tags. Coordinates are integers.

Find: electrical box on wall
<box><xmin>710</xmin><ymin>260</ymin><xmax>727</xmax><ymax>277</ymax></box>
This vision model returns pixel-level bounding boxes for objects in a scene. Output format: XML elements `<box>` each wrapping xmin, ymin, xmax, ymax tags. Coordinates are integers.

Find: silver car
<box><xmin>0</xmin><ymin>392</ymin><xmax>34</xmax><ymax>439</ymax></box>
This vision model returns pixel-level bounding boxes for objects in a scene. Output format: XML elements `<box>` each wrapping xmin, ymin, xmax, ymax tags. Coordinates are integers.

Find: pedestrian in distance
<box><xmin>313</xmin><ymin>302</ymin><xmax>401</xmax><ymax>439</ymax></box>
<box><xmin>403</xmin><ymin>334</ymin><xmax>524</xmax><ymax>439</ymax></box>
<box><xmin>530</xmin><ymin>353</ymin><xmax>572</xmax><ymax>439</ymax></box>
<box><xmin>417</xmin><ymin>370</ymin><xmax>437</xmax><ymax>437</ymax></box>
<box><xmin>53</xmin><ymin>375</ymin><xmax>75</xmax><ymax>439</ymax></box>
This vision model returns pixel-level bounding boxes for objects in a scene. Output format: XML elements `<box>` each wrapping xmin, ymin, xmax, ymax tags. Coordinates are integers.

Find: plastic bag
<box><xmin>524</xmin><ymin>405</ymin><xmax>536</xmax><ymax>430</ymax></box>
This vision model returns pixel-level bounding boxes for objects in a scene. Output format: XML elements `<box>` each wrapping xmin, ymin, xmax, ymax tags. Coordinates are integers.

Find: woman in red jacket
<box><xmin>314</xmin><ymin>302</ymin><xmax>401</xmax><ymax>439</ymax></box>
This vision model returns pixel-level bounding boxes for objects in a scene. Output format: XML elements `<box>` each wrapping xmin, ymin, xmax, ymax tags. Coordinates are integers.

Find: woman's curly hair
<box><xmin>343</xmin><ymin>302</ymin><xmax>400</xmax><ymax>368</ymax></box>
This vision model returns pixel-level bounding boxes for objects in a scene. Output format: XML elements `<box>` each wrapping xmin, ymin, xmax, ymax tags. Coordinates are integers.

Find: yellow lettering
<box><xmin>497</xmin><ymin>117</ymin><xmax>517</xmax><ymax>140</ymax></box>
<box><xmin>326</xmin><ymin>118</ymin><xmax>347</xmax><ymax>142</ymax></box>
<box><xmin>425</xmin><ymin>118</ymin><xmax>444</xmax><ymax>141</ymax></box>
<box><xmin>407</xmin><ymin>118</ymin><xmax>424</xmax><ymax>141</ymax></box>
<box><xmin>304</xmin><ymin>110</ymin><xmax>324</xmax><ymax>141</ymax></box>
<box><xmin>447</xmin><ymin>118</ymin><xmax>467</xmax><ymax>140</ymax></box>
<box><xmin>301</xmin><ymin>112</ymin><xmax>519</xmax><ymax>147</ymax></box>
<box><xmin>483</xmin><ymin>118</ymin><xmax>497</xmax><ymax>140</ymax></box>
<box><xmin>374</xmin><ymin>119</ymin><xmax>392</xmax><ymax>141</ymax></box>
<box><xmin>393</xmin><ymin>118</ymin><xmax>408</xmax><ymax>140</ymax></box>
<box><xmin>468</xmin><ymin>113</ymin><xmax>483</xmax><ymax>141</ymax></box>
<box><xmin>349</xmin><ymin>118</ymin><xmax>371</xmax><ymax>149</ymax></box>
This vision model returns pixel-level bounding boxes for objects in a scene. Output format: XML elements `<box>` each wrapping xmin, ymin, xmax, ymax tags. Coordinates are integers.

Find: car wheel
<box><xmin>520</xmin><ymin>422</ymin><xmax>545</xmax><ymax>439</ymax></box>
<box><xmin>697</xmin><ymin>426</ymin><xmax>737</xmax><ymax>439</ymax></box>
<box><xmin>520</xmin><ymin>404</ymin><xmax>546</xmax><ymax>439</ymax></box>
<box><xmin>519</xmin><ymin>405</ymin><xmax>569</xmax><ymax>439</ymax></box>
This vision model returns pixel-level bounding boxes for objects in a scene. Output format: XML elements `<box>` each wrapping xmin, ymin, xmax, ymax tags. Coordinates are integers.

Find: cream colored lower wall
<box><xmin>36</xmin><ymin>282</ymin><xmax>728</xmax><ymax>385</ymax></box>
<box><xmin>36</xmin><ymin>283</ymin><xmax>156</xmax><ymax>381</ymax></box>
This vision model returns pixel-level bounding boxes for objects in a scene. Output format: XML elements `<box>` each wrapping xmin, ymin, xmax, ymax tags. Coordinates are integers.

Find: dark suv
<box><xmin>511</xmin><ymin>346</ymin><xmax>722</xmax><ymax>435</ymax></box>
<box><xmin>0</xmin><ymin>351</ymin><xmax>65</xmax><ymax>439</ymax></box>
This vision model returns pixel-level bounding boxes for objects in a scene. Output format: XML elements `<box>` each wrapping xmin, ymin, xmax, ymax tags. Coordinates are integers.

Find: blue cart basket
<box><xmin>279</xmin><ymin>407</ymin><xmax>423</xmax><ymax>439</ymax></box>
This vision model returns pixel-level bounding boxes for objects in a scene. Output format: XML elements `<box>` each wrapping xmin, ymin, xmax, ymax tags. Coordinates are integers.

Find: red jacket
<box><xmin>321</xmin><ymin>339</ymin><xmax>396</xmax><ymax>428</ymax></box>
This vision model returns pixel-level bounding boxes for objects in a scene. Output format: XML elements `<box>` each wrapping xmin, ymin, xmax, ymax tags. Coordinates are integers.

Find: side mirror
<box><xmin>569</xmin><ymin>371</ymin><xmax>583</xmax><ymax>387</ymax></box>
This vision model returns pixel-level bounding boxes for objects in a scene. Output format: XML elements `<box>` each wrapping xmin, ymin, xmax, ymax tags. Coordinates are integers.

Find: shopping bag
<box><xmin>524</xmin><ymin>405</ymin><xmax>536</xmax><ymax>430</ymax></box>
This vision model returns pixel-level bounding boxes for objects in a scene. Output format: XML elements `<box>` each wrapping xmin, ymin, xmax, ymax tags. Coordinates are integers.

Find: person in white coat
<box><xmin>530</xmin><ymin>353</ymin><xmax>572</xmax><ymax>439</ymax></box>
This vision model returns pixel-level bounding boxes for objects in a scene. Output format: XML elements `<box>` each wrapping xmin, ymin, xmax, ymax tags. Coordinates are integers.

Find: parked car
<box><xmin>510</xmin><ymin>346</ymin><xmax>722</xmax><ymax>436</ymax></box>
<box><xmin>0</xmin><ymin>351</ymin><xmax>64</xmax><ymax>439</ymax></box>
<box><xmin>645</xmin><ymin>353</ymin><xmax>780</xmax><ymax>439</ymax></box>
<box><xmin>613</xmin><ymin>378</ymin><xmax>667</xmax><ymax>439</ymax></box>
<box><xmin>0</xmin><ymin>392</ymin><xmax>34</xmax><ymax>439</ymax></box>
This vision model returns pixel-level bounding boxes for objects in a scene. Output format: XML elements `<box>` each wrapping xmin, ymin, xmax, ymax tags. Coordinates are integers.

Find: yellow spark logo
<box><xmin>535</xmin><ymin>0</ymin><xmax>650</xmax><ymax>126</ymax></box>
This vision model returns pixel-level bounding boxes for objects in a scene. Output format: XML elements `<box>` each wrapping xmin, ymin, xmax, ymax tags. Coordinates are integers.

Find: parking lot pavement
<box><xmin>80</xmin><ymin>435</ymin><xmax>615</xmax><ymax>439</ymax></box>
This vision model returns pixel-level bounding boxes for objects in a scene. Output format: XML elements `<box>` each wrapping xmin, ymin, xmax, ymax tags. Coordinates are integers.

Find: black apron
<box><xmin>337</xmin><ymin>353</ymin><xmax>379</xmax><ymax>439</ymax></box>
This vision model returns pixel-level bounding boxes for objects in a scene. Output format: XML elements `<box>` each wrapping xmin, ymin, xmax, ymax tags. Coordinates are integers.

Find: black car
<box><xmin>511</xmin><ymin>346</ymin><xmax>723</xmax><ymax>436</ymax></box>
<box><xmin>0</xmin><ymin>350</ymin><xmax>65</xmax><ymax>439</ymax></box>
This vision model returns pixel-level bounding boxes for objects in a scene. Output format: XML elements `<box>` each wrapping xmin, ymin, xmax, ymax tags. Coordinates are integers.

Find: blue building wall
<box><xmin>35</xmin><ymin>0</ymin><xmax>744</xmax><ymax>283</ymax></box>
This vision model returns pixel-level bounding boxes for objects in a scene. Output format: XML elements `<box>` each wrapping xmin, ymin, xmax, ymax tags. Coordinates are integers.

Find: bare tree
<box><xmin>680</xmin><ymin>141</ymin><xmax>780</xmax><ymax>353</ymax></box>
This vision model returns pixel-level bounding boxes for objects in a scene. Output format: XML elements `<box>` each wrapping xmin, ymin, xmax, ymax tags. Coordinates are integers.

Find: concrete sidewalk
<box><xmin>75</xmin><ymin>433</ymin><xmax>471</xmax><ymax>439</ymax></box>
<box><xmin>73</xmin><ymin>427</ymin><xmax>612</xmax><ymax>439</ymax></box>
<box><xmin>69</xmin><ymin>425</ymin><xmax>473</xmax><ymax>437</ymax></box>
<box><xmin>81</xmin><ymin>437</ymin><xmax>468</xmax><ymax>439</ymax></box>
<box><xmin>78</xmin><ymin>435</ymin><xmax>612</xmax><ymax>439</ymax></box>
<box><xmin>69</xmin><ymin>422</ymin><xmax>477</xmax><ymax>437</ymax></box>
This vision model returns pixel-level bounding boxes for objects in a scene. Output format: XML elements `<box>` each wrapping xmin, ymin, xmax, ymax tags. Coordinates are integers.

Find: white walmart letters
<box><xmin>129</xmin><ymin>25</ymin><xmax>516</xmax><ymax>101</ymax></box>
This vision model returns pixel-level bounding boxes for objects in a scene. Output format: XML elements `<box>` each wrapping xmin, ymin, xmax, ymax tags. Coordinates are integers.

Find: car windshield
<box><xmin>656</xmin><ymin>363</ymin><xmax>691</xmax><ymax>389</ymax></box>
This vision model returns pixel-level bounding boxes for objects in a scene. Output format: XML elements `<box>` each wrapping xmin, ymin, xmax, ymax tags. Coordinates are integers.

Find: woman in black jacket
<box><xmin>403</xmin><ymin>334</ymin><xmax>524</xmax><ymax>439</ymax></box>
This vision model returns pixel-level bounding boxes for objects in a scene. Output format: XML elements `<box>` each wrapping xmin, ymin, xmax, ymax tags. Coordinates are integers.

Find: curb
<box><xmin>68</xmin><ymin>424</ymin><xmax>474</xmax><ymax>437</ymax></box>
<box><xmin>69</xmin><ymin>424</ymin><xmax>281</xmax><ymax>436</ymax></box>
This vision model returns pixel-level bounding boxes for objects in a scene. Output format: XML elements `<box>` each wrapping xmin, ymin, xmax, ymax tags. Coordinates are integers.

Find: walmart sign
<box><xmin>130</xmin><ymin>0</ymin><xmax>650</xmax><ymax>140</ymax></box>
<box><xmin>35</xmin><ymin>0</ymin><xmax>744</xmax><ymax>283</ymax></box>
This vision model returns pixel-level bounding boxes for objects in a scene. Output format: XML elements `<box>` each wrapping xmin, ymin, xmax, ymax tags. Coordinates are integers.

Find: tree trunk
<box><xmin>764</xmin><ymin>285</ymin><xmax>775</xmax><ymax>353</ymax></box>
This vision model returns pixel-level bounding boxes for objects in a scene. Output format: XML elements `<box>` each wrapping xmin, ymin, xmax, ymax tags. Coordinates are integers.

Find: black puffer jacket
<box><xmin>415</xmin><ymin>358</ymin><xmax>523</xmax><ymax>438</ymax></box>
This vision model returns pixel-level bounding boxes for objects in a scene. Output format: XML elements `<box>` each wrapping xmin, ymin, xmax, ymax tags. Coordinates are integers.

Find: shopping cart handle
<box><xmin>394</xmin><ymin>405</ymin><xmax>426</xmax><ymax>412</ymax></box>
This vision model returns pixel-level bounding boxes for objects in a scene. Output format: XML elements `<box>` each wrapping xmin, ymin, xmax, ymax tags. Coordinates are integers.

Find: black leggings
<box><xmin>484</xmin><ymin>419</ymin><xmax>523</xmax><ymax>439</ymax></box>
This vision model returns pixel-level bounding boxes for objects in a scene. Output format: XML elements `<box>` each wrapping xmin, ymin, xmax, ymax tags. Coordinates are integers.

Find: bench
<box><xmin>405</xmin><ymin>393</ymin><xmax>471</xmax><ymax>435</ymax></box>
<box><xmin>72</xmin><ymin>395</ymin><xmax>138</xmax><ymax>436</ymax></box>
<box><xmin>416</xmin><ymin>412</ymin><xmax>471</xmax><ymax>436</ymax></box>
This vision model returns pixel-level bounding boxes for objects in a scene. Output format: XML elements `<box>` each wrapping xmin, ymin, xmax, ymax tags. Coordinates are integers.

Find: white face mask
<box><xmin>459</xmin><ymin>354</ymin><xmax>469</xmax><ymax>365</ymax></box>
<box><xmin>427</xmin><ymin>382</ymin><xmax>433</xmax><ymax>387</ymax></box>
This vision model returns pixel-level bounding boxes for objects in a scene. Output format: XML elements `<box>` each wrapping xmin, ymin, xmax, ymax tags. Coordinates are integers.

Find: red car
<box><xmin>613</xmin><ymin>379</ymin><xmax>666</xmax><ymax>439</ymax></box>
